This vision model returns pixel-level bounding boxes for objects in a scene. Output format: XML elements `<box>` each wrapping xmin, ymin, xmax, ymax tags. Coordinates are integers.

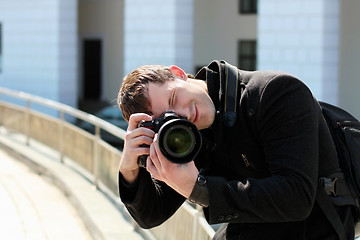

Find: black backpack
<box><xmin>318</xmin><ymin>102</ymin><xmax>360</xmax><ymax>239</ymax></box>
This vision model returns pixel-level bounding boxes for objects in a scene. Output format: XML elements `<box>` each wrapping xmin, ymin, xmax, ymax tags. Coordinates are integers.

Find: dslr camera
<box><xmin>137</xmin><ymin>111</ymin><xmax>202</xmax><ymax>168</ymax></box>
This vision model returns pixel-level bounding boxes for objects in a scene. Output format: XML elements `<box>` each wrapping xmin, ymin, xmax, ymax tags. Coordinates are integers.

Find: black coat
<box><xmin>119</xmin><ymin>61</ymin><xmax>354</xmax><ymax>239</ymax></box>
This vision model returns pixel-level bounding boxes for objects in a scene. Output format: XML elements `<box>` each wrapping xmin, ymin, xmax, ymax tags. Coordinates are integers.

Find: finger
<box><xmin>126</xmin><ymin>128</ymin><xmax>155</xmax><ymax>144</ymax></box>
<box><xmin>152</xmin><ymin>134</ymin><xmax>167</xmax><ymax>167</ymax></box>
<box><xmin>149</xmin><ymin>140</ymin><xmax>162</xmax><ymax>170</ymax></box>
<box><xmin>152</xmin><ymin>134</ymin><xmax>160</xmax><ymax>154</ymax></box>
<box><xmin>146</xmin><ymin>156</ymin><xmax>160</xmax><ymax>179</ymax></box>
<box><xmin>123</xmin><ymin>136</ymin><xmax>152</xmax><ymax>160</ymax></box>
<box><xmin>127</xmin><ymin>113</ymin><xmax>152</xmax><ymax>131</ymax></box>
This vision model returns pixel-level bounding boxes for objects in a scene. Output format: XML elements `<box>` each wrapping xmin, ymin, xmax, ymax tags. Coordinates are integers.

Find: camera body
<box><xmin>137</xmin><ymin>111</ymin><xmax>202</xmax><ymax>168</ymax></box>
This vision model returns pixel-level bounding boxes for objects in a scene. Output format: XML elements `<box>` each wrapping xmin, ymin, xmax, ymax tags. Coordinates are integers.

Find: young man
<box><xmin>117</xmin><ymin>60</ymin><xmax>355</xmax><ymax>239</ymax></box>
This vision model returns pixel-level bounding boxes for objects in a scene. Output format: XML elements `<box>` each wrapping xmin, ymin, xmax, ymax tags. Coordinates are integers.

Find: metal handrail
<box><xmin>0</xmin><ymin>87</ymin><xmax>126</xmax><ymax>140</ymax></box>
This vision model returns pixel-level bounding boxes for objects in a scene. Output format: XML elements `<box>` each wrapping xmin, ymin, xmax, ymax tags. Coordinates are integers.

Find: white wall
<box><xmin>193</xmin><ymin>0</ymin><xmax>257</xmax><ymax>72</ymax></box>
<box><xmin>257</xmin><ymin>0</ymin><xmax>340</xmax><ymax>104</ymax></box>
<box><xmin>123</xmin><ymin>0</ymin><xmax>194</xmax><ymax>75</ymax></box>
<box><xmin>0</xmin><ymin>0</ymin><xmax>78</xmax><ymax>109</ymax></box>
<box><xmin>58</xmin><ymin>0</ymin><xmax>78</xmax><ymax>107</ymax></box>
<box><xmin>338</xmin><ymin>0</ymin><xmax>360</xmax><ymax>118</ymax></box>
<box><xmin>78</xmin><ymin>0</ymin><xmax>124</xmax><ymax>104</ymax></box>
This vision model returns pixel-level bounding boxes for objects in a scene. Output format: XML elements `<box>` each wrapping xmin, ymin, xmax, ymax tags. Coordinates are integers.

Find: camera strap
<box><xmin>222</xmin><ymin>61</ymin><xmax>240</xmax><ymax>127</ymax></box>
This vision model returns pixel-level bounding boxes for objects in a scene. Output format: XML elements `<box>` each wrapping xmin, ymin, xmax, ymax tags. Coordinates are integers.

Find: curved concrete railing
<box><xmin>0</xmin><ymin>87</ymin><xmax>215</xmax><ymax>240</ymax></box>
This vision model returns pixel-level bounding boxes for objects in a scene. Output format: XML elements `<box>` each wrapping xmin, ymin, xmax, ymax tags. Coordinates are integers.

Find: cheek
<box><xmin>200</xmin><ymin>99</ymin><xmax>215</xmax><ymax>127</ymax></box>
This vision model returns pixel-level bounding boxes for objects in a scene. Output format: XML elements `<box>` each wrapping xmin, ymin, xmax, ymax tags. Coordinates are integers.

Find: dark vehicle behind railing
<box><xmin>77</xmin><ymin>106</ymin><xmax>128</xmax><ymax>148</ymax></box>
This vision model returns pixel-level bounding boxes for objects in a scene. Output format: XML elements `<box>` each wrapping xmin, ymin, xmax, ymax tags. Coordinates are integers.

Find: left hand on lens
<box><xmin>146</xmin><ymin>134</ymin><xmax>199</xmax><ymax>198</ymax></box>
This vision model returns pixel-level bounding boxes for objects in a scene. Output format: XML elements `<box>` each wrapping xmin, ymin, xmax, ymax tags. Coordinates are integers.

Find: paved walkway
<box><xmin>0</xmin><ymin>127</ymin><xmax>150</xmax><ymax>240</ymax></box>
<box><xmin>0</xmin><ymin>149</ymin><xmax>92</xmax><ymax>240</ymax></box>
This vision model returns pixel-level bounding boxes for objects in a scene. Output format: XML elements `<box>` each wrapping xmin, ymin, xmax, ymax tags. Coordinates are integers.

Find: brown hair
<box><xmin>117</xmin><ymin>65</ymin><xmax>174</xmax><ymax>121</ymax></box>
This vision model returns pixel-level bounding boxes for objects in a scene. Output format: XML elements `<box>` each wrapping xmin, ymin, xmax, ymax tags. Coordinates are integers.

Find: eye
<box><xmin>169</xmin><ymin>89</ymin><xmax>176</xmax><ymax>108</ymax></box>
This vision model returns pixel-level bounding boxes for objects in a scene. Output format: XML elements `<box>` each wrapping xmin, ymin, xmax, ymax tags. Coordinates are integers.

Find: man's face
<box><xmin>147</xmin><ymin>78</ymin><xmax>215</xmax><ymax>130</ymax></box>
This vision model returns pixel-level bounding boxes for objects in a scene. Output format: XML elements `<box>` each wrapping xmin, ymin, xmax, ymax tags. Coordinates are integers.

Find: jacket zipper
<box><xmin>242</xmin><ymin>154</ymin><xmax>250</xmax><ymax>167</ymax></box>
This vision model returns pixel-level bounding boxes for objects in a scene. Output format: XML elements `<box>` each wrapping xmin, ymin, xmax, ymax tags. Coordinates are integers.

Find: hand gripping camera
<box><xmin>137</xmin><ymin>111</ymin><xmax>202</xmax><ymax>168</ymax></box>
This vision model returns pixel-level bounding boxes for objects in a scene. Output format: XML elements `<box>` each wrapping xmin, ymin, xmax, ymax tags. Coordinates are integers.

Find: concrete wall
<box><xmin>193</xmin><ymin>0</ymin><xmax>257</xmax><ymax>72</ymax></box>
<box><xmin>78</xmin><ymin>0</ymin><xmax>124</xmax><ymax>103</ymax></box>
<box><xmin>58</xmin><ymin>0</ymin><xmax>78</xmax><ymax>107</ymax></box>
<box><xmin>338</xmin><ymin>0</ymin><xmax>360</xmax><ymax>118</ymax></box>
<box><xmin>0</xmin><ymin>0</ymin><xmax>78</xmax><ymax>109</ymax></box>
<box><xmin>257</xmin><ymin>0</ymin><xmax>340</xmax><ymax>104</ymax></box>
<box><xmin>123</xmin><ymin>0</ymin><xmax>194</xmax><ymax>75</ymax></box>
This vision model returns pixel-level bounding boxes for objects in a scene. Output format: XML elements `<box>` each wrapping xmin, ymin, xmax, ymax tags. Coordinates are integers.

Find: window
<box><xmin>0</xmin><ymin>23</ymin><xmax>2</xmax><ymax>72</ymax></box>
<box><xmin>238</xmin><ymin>40</ymin><xmax>257</xmax><ymax>71</ymax></box>
<box><xmin>239</xmin><ymin>0</ymin><xmax>257</xmax><ymax>14</ymax></box>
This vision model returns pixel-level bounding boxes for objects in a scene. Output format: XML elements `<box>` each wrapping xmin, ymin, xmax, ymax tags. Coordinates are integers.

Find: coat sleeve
<box><xmin>204</xmin><ymin>74</ymin><xmax>320</xmax><ymax>224</ymax></box>
<box><xmin>118</xmin><ymin>168</ymin><xmax>186</xmax><ymax>229</ymax></box>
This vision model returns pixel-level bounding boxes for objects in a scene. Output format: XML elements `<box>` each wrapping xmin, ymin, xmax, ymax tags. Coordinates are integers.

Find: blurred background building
<box><xmin>0</xmin><ymin>0</ymin><xmax>359</xmax><ymax>118</ymax></box>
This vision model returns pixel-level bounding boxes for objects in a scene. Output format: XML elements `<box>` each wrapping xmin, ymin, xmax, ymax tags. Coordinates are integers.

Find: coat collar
<box><xmin>195</xmin><ymin>60</ymin><xmax>237</xmax><ymax>151</ymax></box>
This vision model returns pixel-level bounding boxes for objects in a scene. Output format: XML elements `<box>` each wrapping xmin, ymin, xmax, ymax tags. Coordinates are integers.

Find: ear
<box><xmin>169</xmin><ymin>65</ymin><xmax>187</xmax><ymax>81</ymax></box>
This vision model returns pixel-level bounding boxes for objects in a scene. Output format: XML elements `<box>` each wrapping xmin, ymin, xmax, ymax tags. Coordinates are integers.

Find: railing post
<box><xmin>93</xmin><ymin>125</ymin><xmax>100</xmax><ymax>188</ymax></box>
<box><xmin>0</xmin><ymin>92</ymin><xmax>2</xmax><ymax>126</ymax></box>
<box><xmin>59</xmin><ymin>111</ymin><xmax>65</xmax><ymax>163</ymax></box>
<box><xmin>25</xmin><ymin>100</ymin><xmax>31</xmax><ymax>145</ymax></box>
<box><xmin>191</xmin><ymin>206</ymin><xmax>201</xmax><ymax>240</ymax></box>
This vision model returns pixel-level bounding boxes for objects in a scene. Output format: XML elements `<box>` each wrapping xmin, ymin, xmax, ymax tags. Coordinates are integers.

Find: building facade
<box><xmin>0</xmin><ymin>0</ymin><xmax>359</xmax><ymax>118</ymax></box>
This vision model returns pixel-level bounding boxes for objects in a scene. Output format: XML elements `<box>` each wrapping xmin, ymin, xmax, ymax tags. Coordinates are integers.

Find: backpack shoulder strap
<box><xmin>316</xmin><ymin>184</ymin><xmax>347</xmax><ymax>240</ymax></box>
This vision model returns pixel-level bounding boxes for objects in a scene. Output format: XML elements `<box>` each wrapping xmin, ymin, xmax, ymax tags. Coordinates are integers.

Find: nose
<box><xmin>172</xmin><ymin>107</ymin><xmax>190</xmax><ymax>121</ymax></box>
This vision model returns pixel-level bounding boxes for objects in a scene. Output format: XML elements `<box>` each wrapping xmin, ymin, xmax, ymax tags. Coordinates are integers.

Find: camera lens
<box><xmin>163</xmin><ymin>125</ymin><xmax>195</xmax><ymax>158</ymax></box>
<box><xmin>158</xmin><ymin>119</ymin><xmax>202</xmax><ymax>164</ymax></box>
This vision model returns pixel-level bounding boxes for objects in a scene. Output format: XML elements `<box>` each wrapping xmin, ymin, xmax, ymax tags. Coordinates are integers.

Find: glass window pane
<box><xmin>238</xmin><ymin>40</ymin><xmax>257</xmax><ymax>71</ymax></box>
<box><xmin>240</xmin><ymin>0</ymin><xmax>257</xmax><ymax>14</ymax></box>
